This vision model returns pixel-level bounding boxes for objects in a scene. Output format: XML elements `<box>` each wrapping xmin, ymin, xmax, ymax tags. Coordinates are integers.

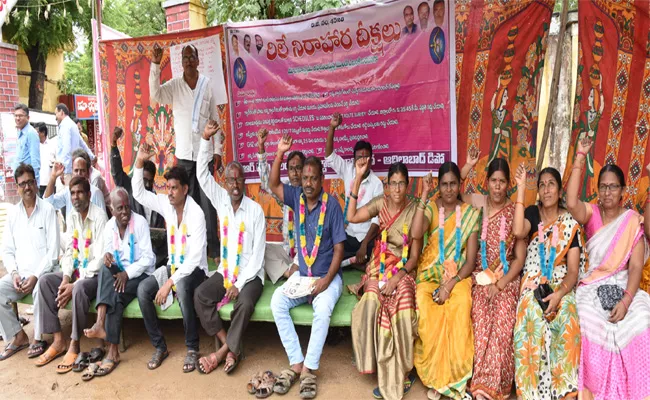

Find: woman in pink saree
<box><xmin>567</xmin><ymin>138</ymin><xmax>650</xmax><ymax>400</ymax></box>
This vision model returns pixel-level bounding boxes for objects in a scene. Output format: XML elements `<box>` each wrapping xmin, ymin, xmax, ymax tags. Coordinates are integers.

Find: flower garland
<box><xmin>113</xmin><ymin>217</ymin><xmax>135</xmax><ymax>272</ymax></box>
<box><xmin>538</xmin><ymin>223</ymin><xmax>558</xmax><ymax>282</ymax></box>
<box><xmin>438</xmin><ymin>205</ymin><xmax>462</xmax><ymax>265</ymax></box>
<box><xmin>287</xmin><ymin>209</ymin><xmax>296</xmax><ymax>258</ymax></box>
<box><xmin>499</xmin><ymin>215</ymin><xmax>510</xmax><ymax>274</ymax></box>
<box><xmin>378</xmin><ymin>223</ymin><xmax>409</xmax><ymax>282</ymax></box>
<box><xmin>299</xmin><ymin>192</ymin><xmax>328</xmax><ymax>277</ymax></box>
<box><xmin>170</xmin><ymin>224</ymin><xmax>187</xmax><ymax>291</ymax></box>
<box><xmin>480</xmin><ymin>207</ymin><xmax>488</xmax><ymax>270</ymax></box>
<box><xmin>222</xmin><ymin>216</ymin><xmax>246</xmax><ymax>289</ymax></box>
<box><xmin>72</xmin><ymin>228</ymin><xmax>92</xmax><ymax>279</ymax></box>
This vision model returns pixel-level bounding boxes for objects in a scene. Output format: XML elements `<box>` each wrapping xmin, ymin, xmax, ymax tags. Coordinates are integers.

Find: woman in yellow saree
<box><xmin>411</xmin><ymin>162</ymin><xmax>481</xmax><ymax>400</ymax></box>
<box><xmin>347</xmin><ymin>161</ymin><xmax>420</xmax><ymax>400</ymax></box>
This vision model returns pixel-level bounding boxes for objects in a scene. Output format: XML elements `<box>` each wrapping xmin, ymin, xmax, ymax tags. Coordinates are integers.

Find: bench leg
<box><xmin>119</xmin><ymin>328</ymin><xmax>127</xmax><ymax>353</ymax></box>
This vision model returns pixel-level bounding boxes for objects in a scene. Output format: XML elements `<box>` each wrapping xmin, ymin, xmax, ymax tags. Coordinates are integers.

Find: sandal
<box><xmin>299</xmin><ymin>372</ymin><xmax>318</xmax><ymax>399</ymax></box>
<box><xmin>147</xmin><ymin>349</ymin><xmax>169</xmax><ymax>370</ymax></box>
<box><xmin>274</xmin><ymin>369</ymin><xmax>298</xmax><ymax>395</ymax></box>
<box><xmin>81</xmin><ymin>363</ymin><xmax>100</xmax><ymax>382</ymax></box>
<box><xmin>248</xmin><ymin>371</ymin><xmax>263</xmax><ymax>394</ymax></box>
<box><xmin>27</xmin><ymin>340</ymin><xmax>47</xmax><ymax>359</ymax></box>
<box><xmin>0</xmin><ymin>342</ymin><xmax>29</xmax><ymax>361</ymax></box>
<box><xmin>256</xmin><ymin>371</ymin><xmax>276</xmax><ymax>399</ymax></box>
<box><xmin>224</xmin><ymin>351</ymin><xmax>239</xmax><ymax>374</ymax></box>
<box><xmin>89</xmin><ymin>347</ymin><xmax>105</xmax><ymax>363</ymax></box>
<box><xmin>197</xmin><ymin>352</ymin><xmax>223</xmax><ymax>375</ymax></box>
<box><xmin>95</xmin><ymin>358</ymin><xmax>120</xmax><ymax>377</ymax></box>
<box><xmin>72</xmin><ymin>352</ymin><xmax>90</xmax><ymax>373</ymax></box>
<box><xmin>403</xmin><ymin>372</ymin><xmax>416</xmax><ymax>394</ymax></box>
<box><xmin>34</xmin><ymin>346</ymin><xmax>65</xmax><ymax>367</ymax></box>
<box><xmin>56</xmin><ymin>352</ymin><xmax>79</xmax><ymax>374</ymax></box>
<box><xmin>183</xmin><ymin>350</ymin><xmax>199</xmax><ymax>373</ymax></box>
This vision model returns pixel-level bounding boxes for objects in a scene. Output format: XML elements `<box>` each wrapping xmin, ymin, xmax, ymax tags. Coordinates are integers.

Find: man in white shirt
<box><xmin>257</xmin><ymin>128</ymin><xmax>303</xmax><ymax>282</ymax></box>
<box><xmin>133</xmin><ymin>145</ymin><xmax>208</xmax><ymax>372</ymax></box>
<box><xmin>149</xmin><ymin>44</ymin><xmax>220</xmax><ymax>265</ymax></box>
<box><xmin>33</xmin><ymin>176</ymin><xmax>107</xmax><ymax>371</ymax></box>
<box><xmin>325</xmin><ymin>113</ymin><xmax>383</xmax><ymax>267</ymax></box>
<box><xmin>37</xmin><ymin>124</ymin><xmax>57</xmax><ymax>197</ymax></box>
<box><xmin>43</xmin><ymin>150</ymin><xmax>106</xmax><ymax>224</ymax></box>
<box><xmin>193</xmin><ymin>121</ymin><xmax>265</xmax><ymax>374</ymax></box>
<box><xmin>82</xmin><ymin>188</ymin><xmax>155</xmax><ymax>375</ymax></box>
<box><xmin>0</xmin><ymin>164</ymin><xmax>58</xmax><ymax>361</ymax></box>
<box><xmin>54</xmin><ymin>103</ymin><xmax>95</xmax><ymax>184</ymax></box>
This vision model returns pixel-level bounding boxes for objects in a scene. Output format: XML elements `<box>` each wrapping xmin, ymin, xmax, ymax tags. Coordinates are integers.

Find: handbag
<box><xmin>534</xmin><ymin>283</ymin><xmax>554</xmax><ymax>312</ymax></box>
<box><xmin>596</xmin><ymin>284</ymin><xmax>624</xmax><ymax>311</ymax></box>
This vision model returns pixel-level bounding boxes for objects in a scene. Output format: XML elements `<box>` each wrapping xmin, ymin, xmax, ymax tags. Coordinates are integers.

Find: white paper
<box><xmin>282</xmin><ymin>274</ymin><xmax>319</xmax><ymax>299</ymax></box>
<box><xmin>170</xmin><ymin>35</ymin><xmax>228</xmax><ymax>105</ymax></box>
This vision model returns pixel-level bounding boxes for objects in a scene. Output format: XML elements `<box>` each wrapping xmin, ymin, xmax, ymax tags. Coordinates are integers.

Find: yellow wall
<box><xmin>16</xmin><ymin>47</ymin><xmax>64</xmax><ymax>112</ymax></box>
<box><xmin>188</xmin><ymin>0</ymin><xmax>208</xmax><ymax>30</ymax></box>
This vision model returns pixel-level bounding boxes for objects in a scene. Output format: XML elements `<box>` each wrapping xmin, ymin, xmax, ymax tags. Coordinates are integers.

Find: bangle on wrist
<box><xmin>515</xmin><ymin>201</ymin><xmax>525</xmax><ymax>207</ymax></box>
<box><xmin>399</xmin><ymin>267</ymin><xmax>408</xmax><ymax>275</ymax></box>
<box><xmin>453</xmin><ymin>275</ymin><xmax>461</xmax><ymax>283</ymax></box>
<box><xmin>576</xmin><ymin>151</ymin><xmax>587</xmax><ymax>158</ymax></box>
<box><xmin>561</xmin><ymin>282</ymin><xmax>569</xmax><ymax>293</ymax></box>
<box><xmin>350</xmin><ymin>192</ymin><xmax>358</xmax><ymax>200</ymax></box>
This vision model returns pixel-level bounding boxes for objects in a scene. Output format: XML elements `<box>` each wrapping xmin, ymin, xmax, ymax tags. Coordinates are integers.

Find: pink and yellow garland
<box><xmin>72</xmin><ymin>229</ymin><xmax>92</xmax><ymax>279</ymax></box>
<box><xmin>217</xmin><ymin>217</ymin><xmax>246</xmax><ymax>310</ymax></box>
<box><xmin>169</xmin><ymin>224</ymin><xmax>187</xmax><ymax>291</ymax></box>
<box><xmin>299</xmin><ymin>192</ymin><xmax>328</xmax><ymax>277</ymax></box>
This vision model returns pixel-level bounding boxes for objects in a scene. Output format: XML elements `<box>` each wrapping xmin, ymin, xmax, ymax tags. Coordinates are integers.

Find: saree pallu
<box><xmin>514</xmin><ymin>212</ymin><xmax>583</xmax><ymax>400</ymax></box>
<box><xmin>414</xmin><ymin>202</ymin><xmax>480</xmax><ymax>400</ymax></box>
<box><xmin>350</xmin><ymin>198</ymin><xmax>418</xmax><ymax>400</ymax></box>
<box><xmin>577</xmin><ymin>204</ymin><xmax>650</xmax><ymax>400</ymax></box>
<box><xmin>471</xmin><ymin>203</ymin><xmax>519</xmax><ymax>400</ymax></box>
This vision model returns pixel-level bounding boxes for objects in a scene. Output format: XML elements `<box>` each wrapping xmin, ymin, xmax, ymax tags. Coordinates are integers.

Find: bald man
<box><xmin>82</xmin><ymin>188</ymin><xmax>155</xmax><ymax>377</ymax></box>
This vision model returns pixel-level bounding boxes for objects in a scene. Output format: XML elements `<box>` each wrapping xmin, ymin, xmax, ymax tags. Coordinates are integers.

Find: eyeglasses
<box><xmin>387</xmin><ymin>181</ymin><xmax>407</xmax><ymax>190</ymax></box>
<box><xmin>14</xmin><ymin>113</ymin><xmax>27</xmax><ymax>119</ymax></box>
<box><xmin>226</xmin><ymin>177</ymin><xmax>245</xmax><ymax>185</ymax></box>
<box><xmin>17</xmin><ymin>179</ymin><xmax>36</xmax><ymax>188</ymax></box>
<box><xmin>598</xmin><ymin>184</ymin><xmax>622</xmax><ymax>193</ymax></box>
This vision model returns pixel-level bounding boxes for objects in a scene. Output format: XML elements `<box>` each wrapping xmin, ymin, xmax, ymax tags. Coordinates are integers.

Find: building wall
<box><xmin>16</xmin><ymin>48</ymin><xmax>64</xmax><ymax>112</ymax></box>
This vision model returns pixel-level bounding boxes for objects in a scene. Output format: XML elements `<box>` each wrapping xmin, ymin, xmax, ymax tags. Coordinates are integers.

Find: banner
<box><xmin>74</xmin><ymin>94</ymin><xmax>99</xmax><ymax>120</ymax></box>
<box><xmin>226</xmin><ymin>0</ymin><xmax>456</xmax><ymax>180</ymax></box>
<box><xmin>455</xmin><ymin>0</ymin><xmax>555</xmax><ymax>205</ymax></box>
<box><xmin>563</xmin><ymin>1</ymin><xmax>650</xmax><ymax>213</ymax></box>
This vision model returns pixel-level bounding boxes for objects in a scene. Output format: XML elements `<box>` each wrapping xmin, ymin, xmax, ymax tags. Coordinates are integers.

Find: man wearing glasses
<box><xmin>192</xmin><ymin>120</ymin><xmax>266</xmax><ymax>374</ymax></box>
<box><xmin>325</xmin><ymin>113</ymin><xmax>384</xmax><ymax>267</ymax></box>
<box><xmin>149</xmin><ymin>44</ymin><xmax>221</xmax><ymax>267</ymax></box>
<box><xmin>12</xmin><ymin>104</ymin><xmax>40</xmax><ymax>183</ymax></box>
<box><xmin>0</xmin><ymin>164</ymin><xmax>58</xmax><ymax>360</ymax></box>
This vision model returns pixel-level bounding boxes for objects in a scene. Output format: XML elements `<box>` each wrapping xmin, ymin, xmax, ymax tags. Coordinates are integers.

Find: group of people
<box><xmin>1</xmin><ymin>41</ymin><xmax>649</xmax><ymax>400</ymax></box>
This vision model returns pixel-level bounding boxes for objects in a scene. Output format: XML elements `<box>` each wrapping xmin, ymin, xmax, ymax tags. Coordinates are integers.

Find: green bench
<box><xmin>15</xmin><ymin>262</ymin><xmax>362</xmax><ymax>327</ymax></box>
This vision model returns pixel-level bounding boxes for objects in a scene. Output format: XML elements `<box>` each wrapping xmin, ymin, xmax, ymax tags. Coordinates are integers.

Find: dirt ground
<box><xmin>0</xmin><ymin>304</ymin><xmax>430</xmax><ymax>400</ymax></box>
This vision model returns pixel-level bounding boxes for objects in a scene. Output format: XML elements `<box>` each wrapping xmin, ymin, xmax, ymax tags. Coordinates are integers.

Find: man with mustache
<box><xmin>0</xmin><ymin>164</ymin><xmax>59</xmax><ymax>361</ymax></box>
<box><xmin>33</xmin><ymin>176</ymin><xmax>107</xmax><ymax>372</ymax></box>
<box><xmin>257</xmin><ymin>127</ymin><xmax>305</xmax><ymax>282</ymax></box>
<box><xmin>133</xmin><ymin>144</ymin><xmax>208</xmax><ymax>373</ymax></box>
<box><xmin>192</xmin><ymin>120</ymin><xmax>265</xmax><ymax>374</ymax></box>
<box><xmin>266</xmin><ymin>134</ymin><xmax>346</xmax><ymax>398</ymax></box>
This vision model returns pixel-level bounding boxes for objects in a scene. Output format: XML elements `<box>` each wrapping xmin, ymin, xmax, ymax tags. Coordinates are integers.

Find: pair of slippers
<box><xmin>81</xmin><ymin>359</ymin><xmax>120</xmax><ymax>381</ymax></box>
<box><xmin>247</xmin><ymin>371</ymin><xmax>275</xmax><ymax>398</ymax></box>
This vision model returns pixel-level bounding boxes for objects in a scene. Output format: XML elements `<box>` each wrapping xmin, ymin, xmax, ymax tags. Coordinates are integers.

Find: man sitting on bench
<box><xmin>81</xmin><ymin>187</ymin><xmax>155</xmax><ymax>378</ymax></box>
<box><xmin>267</xmin><ymin>134</ymin><xmax>346</xmax><ymax>399</ymax></box>
<box><xmin>133</xmin><ymin>144</ymin><xmax>208</xmax><ymax>373</ymax></box>
<box><xmin>0</xmin><ymin>164</ymin><xmax>59</xmax><ymax>361</ymax></box>
<box><xmin>34</xmin><ymin>176</ymin><xmax>107</xmax><ymax>372</ymax></box>
<box><xmin>193</xmin><ymin>120</ymin><xmax>266</xmax><ymax>374</ymax></box>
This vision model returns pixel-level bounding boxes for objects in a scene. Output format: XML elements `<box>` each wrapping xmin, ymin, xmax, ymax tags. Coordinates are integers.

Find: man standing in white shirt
<box><xmin>149</xmin><ymin>44</ymin><xmax>220</xmax><ymax>265</ymax></box>
<box><xmin>0</xmin><ymin>164</ymin><xmax>59</xmax><ymax>361</ymax></box>
<box><xmin>37</xmin><ymin>124</ymin><xmax>57</xmax><ymax>198</ymax></box>
<box><xmin>54</xmin><ymin>104</ymin><xmax>95</xmax><ymax>184</ymax></box>
<box><xmin>33</xmin><ymin>176</ymin><xmax>107</xmax><ymax>371</ymax></box>
<box><xmin>82</xmin><ymin>188</ymin><xmax>156</xmax><ymax>376</ymax></box>
<box><xmin>133</xmin><ymin>145</ymin><xmax>208</xmax><ymax>372</ymax></box>
<box><xmin>325</xmin><ymin>113</ymin><xmax>383</xmax><ymax>267</ymax></box>
<box><xmin>43</xmin><ymin>150</ymin><xmax>106</xmax><ymax>224</ymax></box>
<box><xmin>193</xmin><ymin>121</ymin><xmax>266</xmax><ymax>374</ymax></box>
<box><xmin>257</xmin><ymin>127</ymin><xmax>304</xmax><ymax>282</ymax></box>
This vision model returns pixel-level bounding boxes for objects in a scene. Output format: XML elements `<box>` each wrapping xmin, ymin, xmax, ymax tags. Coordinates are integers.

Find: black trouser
<box><xmin>343</xmin><ymin>234</ymin><xmax>375</xmax><ymax>261</ymax></box>
<box><xmin>176</xmin><ymin>158</ymin><xmax>219</xmax><ymax>259</ymax></box>
<box><xmin>95</xmin><ymin>266</ymin><xmax>147</xmax><ymax>345</ymax></box>
<box><xmin>137</xmin><ymin>266</ymin><xmax>206</xmax><ymax>352</ymax></box>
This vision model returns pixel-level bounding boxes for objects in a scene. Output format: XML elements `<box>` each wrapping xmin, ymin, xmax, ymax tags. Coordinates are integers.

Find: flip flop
<box><xmin>72</xmin><ymin>352</ymin><xmax>90</xmax><ymax>373</ymax></box>
<box><xmin>89</xmin><ymin>347</ymin><xmax>105</xmax><ymax>363</ymax></box>
<box><xmin>95</xmin><ymin>358</ymin><xmax>120</xmax><ymax>377</ymax></box>
<box><xmin>34</xmin><ymin>346</ymin><xmax>65</xmax><ymax>367</ymax></box>
<box><xmin>0</xmin><ymin>342</ymin><xmax>29</xmax><ymax>361</ymax></box>
<box><xmin>56</xmin><ymin>352</ymin><xmax>79</xmax><ymax>374</ymax></box>
<box><xmin>27</xmin><ymin>340</ymin><xmax>47</xmax><ymax>359</ymax></box>
<box><xmin>81</xmin><ymin>363</ymin><xmax>100</xmax><ymax>382</ymax></box>
<box><xmin>197</xmin><ymin>353</ymin><xmax>223</xmax><ymax>375</ymax></box>
<box><xmin>223</xmin><ymin>351</ymin><xmax>239</xmax><ymax>374</ymax></box>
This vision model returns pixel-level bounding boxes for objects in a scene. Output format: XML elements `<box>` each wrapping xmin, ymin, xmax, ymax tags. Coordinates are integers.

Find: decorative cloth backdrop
<box><xmin>456</xmin><ymin>0</ymin><xmax>555</xmax><ymax>205</ymax></box>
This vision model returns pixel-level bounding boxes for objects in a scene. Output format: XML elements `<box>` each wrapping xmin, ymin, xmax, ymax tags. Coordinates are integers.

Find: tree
<box><xmin>60</xmin><ymin>0</ymin><xmax>166</xmax><ymax>96</ymax></box>
<box><xmin>206</xmin><ymin>0</ymin><xmax>348</xmax><ymax>25</ymax></box>
<box><xmin>3</xmin><ymin>0</ymin><xmax>84</xmax><ymax>110</ymax></box>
